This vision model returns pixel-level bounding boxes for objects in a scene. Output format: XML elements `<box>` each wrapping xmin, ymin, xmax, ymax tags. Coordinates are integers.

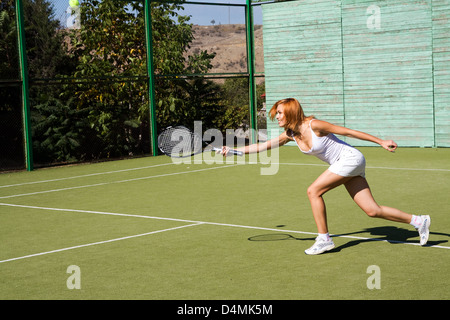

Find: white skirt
<box><xmin>328</xmin><ymin>146</ymin><xmax>366</xmax><ymax>178</ymax></box>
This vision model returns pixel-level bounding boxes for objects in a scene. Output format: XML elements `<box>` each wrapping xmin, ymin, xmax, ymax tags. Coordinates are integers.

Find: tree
<box><xmin>0</xmin><ymin>0</ymin><xmax>19</xmax><ymax>82</ymax></box>
<box><xmin>32</xmin><ymin>97</ymin><xmax>92</xmax><ymax>163</ymax></box>
<box><xmin>220</xmin><ymin>78</ymin><xmax>249</xmax><ymax>129</ymax></box>
<box><xmin>150</xmin><ymin>1</ymin><xmax>216</xmax><ymax>131</ymax></box>
<box><xmin>23</xmin><ymin>0</ymin><xmax>75</xmax><ymax>79</ymax></box>
<box><xmin>0</xmin><ymin>0</ymin><xmax>75</xmax><ymax>82</ymax></box>
<box><xmin>2</xmin><ymin>0</ymin><xmax>252</xmax><ymax>167</ymax></box>
<box><xmin>69</xmin><ymin>0</ymin><xmax>217</xmax><ymax>158</ymax></box>
<box><xmin>0</xmin><ymin>0</ymin><xmax>76</xmax><ymax>168</ymax></box>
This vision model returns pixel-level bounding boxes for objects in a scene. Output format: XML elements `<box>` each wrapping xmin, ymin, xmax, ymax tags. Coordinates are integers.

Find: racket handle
<box><xmin>212</xmin><ymin>147</ymin><xmax>244</xmax><ymax>156</ymax></box>
<box><xmin>229</xmin><ymin>149</ymin><xmax>244</xmax><ymax>156</ymax></box>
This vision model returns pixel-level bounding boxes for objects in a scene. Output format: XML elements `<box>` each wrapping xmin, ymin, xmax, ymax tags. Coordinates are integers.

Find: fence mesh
<box><xmin>1</xmin><ymin>0</ymin><xmax>266</xmax><ymax>171</ymax></box>
<box><xmin>0</xmin><ymin>0</ymin><xmax>25</xmax><ymax>171</ymax></box>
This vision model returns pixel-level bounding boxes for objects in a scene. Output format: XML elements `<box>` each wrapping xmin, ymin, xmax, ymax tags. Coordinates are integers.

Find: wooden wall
<box><xmin>262</xmin><ymin>0</ymin><xmax>450</xmax><ymax>147</ymax></box>
<box><xmin>433</xmin><ymin>0</ymin><xmax>450</xmax><ymax>146</ymax></box>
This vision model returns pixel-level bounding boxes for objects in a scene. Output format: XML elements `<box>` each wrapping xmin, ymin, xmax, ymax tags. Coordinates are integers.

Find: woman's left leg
<box><xmin>344</xmin><ymin>176</ymin><xmax>412</xmax><ymax>223</ymax></box>
<box><xmin>344</xmin><ymin>176</ymin><xmax>431</xmax><ymax>246</ymax></box>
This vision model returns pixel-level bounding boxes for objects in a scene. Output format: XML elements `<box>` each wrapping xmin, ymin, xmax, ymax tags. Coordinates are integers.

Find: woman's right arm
<box><xmin>222</xmin><ymin>131</ymin><xmax>291</xmax><ymax>155</ymax></box>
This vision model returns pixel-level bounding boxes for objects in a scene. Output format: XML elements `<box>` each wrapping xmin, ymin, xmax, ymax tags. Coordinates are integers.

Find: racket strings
<box><xmin>158</xmin><ymin>126</ymin><xmax>202</xmax><ymax>157</ymax></box>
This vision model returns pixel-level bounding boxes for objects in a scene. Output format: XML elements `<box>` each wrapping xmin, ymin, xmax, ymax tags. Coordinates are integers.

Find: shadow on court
<box><xmin>248</xmin><ymin>226</ymin><xmax>449</xmax><ymax>253</ymax></box>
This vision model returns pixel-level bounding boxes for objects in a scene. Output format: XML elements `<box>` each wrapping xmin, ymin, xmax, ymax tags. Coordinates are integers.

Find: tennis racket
<box><xmin>157</xmin><ymin>126</ymin><xmax>243</xmax><ymax>158</ymax></box>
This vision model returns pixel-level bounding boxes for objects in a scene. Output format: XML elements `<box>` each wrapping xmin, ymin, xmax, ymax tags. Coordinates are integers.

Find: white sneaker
<box><xmin>416</xmin><ymin>215</ymin><xmax>431</xmax><ymax>246</ymax></box>
<box><xmin>304</xmin><ymin>237</ymin><xmax>335</xmax><ymax>255</ymax></box>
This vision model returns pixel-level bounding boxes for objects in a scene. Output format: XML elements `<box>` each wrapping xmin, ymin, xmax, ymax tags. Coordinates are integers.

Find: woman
<box><xmin>222</xmin><ymin>98</ymin><xmax>430</xmax><ymax>255</ymax></box>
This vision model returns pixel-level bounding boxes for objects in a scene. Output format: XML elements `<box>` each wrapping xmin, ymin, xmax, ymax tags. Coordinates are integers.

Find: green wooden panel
<box><xmin>262</xmin><ymin>0</ymin><xmax>450</xmax><ymax>147</ymax></box>
<box><xmin>342</xmin><ymin>0</ymin><xmax>434</xmax><ymax>147</ymax></box>
<box><xmin>262</xmin><ymin>0</ymin><xmax>344</xmax><ymax>142</ymax></box>
<box><xmin>433</xmin><ymin>0</ymin><xmax>450</xmax><ymax>146</ymax></box>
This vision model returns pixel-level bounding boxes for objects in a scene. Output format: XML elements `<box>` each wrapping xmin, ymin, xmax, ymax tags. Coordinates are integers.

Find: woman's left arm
<box><xmin>311</xmin><ymin>120</ymin><xmax>398</xmax><ymax>152</ymax></box>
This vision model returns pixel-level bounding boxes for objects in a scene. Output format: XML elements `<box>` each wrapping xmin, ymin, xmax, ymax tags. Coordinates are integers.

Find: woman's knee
<box><xmin>307</xmin><ymin>185</ymin><xmax>323</xmax><ymax>199</ymax></box>
<box><xmin>364</xmin><ymin>206</ymin><xmax>382</xmax><ymax>218</ymax></box>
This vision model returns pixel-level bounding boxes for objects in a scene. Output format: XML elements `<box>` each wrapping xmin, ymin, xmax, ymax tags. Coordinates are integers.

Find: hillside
<box><xmin>187</xmin><ymin>24</ymin><xmax>264</xmax><ymax>78</ymax></box>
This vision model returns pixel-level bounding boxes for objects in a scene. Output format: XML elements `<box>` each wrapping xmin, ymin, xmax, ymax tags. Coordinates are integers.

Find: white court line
<box><xmin>0</xmin><ymin>202</ymin><xmax>448</xmax><ymax>265</ymax></box>
<box><xmin>0</xmin><ymin>160</ymin><xmax>447</xmax><ymax>200</ymax></box>
<box><xmin>289</xmin><ymin>163</ymin><xmax>450</xmax><ymax>172</ymax></box>
<box><xmin>0</xmin><ymin>223</ymin><xmax>203</xmax><ymax>264</ymax></box>
<box><xmin>2</xmin><ymin>160</ymin><xmax>447</xmax><ymax>191</ymax></box>
<box><xmin>239</xmin><ymin>162</ymin><xmax>450</xmax><ymax>172</ymax></box>
<box><xmin>0</xmin><ymin>164</ymin><xmax>237</xmax><ymax>199</ymax></box>
<box><xmin>0</xmin><ymin>162</ymin><xmax>175</xmax><ymax>189</ymax></box>
<box><xmin>193</xmin><ymin>160</ymin><xmax>450</xmax><ymax>172</ymax></box>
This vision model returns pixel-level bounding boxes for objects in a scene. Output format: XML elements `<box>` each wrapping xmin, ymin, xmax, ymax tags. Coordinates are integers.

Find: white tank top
<box><xmin>292</xmin><ymin>119</ymin><xmax>352</xmax><ymax>165</ymax></box>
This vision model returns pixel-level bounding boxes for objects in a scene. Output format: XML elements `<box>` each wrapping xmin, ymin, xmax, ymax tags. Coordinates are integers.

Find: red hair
<box><xmin>269</xmin><ymin>98</ymin><xmax>310</xmax><ymax>135</ymax></box>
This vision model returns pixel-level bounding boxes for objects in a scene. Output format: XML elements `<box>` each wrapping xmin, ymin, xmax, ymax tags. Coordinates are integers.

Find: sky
<box><xmin>175</xmin><ymin>1</ymin><xmax>264</xmax><ymax>26</ymax></box>
<box><xmin>50</xmin><ymin>0</ymin><xmax>264</xmax><ymax>28</ymax></box>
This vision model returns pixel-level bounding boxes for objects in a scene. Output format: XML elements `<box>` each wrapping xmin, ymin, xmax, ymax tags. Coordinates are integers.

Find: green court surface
<box><xmin>0</xmin><ymin>146</ymin><xmax>449</xmax><ymax>300</ymax></box>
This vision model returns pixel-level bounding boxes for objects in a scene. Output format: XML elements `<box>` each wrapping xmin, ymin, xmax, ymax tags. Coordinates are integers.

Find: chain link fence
<box><xmin>0</xmin><ymin>0</ymin><xmax>266</xmax><ymax>171</ymax></box>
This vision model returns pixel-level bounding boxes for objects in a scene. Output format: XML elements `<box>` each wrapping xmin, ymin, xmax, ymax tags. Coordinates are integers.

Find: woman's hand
<box><xmin>220</xmin><ymin>146</ymin><xmax>231</xmax><ymax>156</ymax></box>
<box><xmin>381</xmin><ymin>140</ymin><xmax>397</xmax><ymax>152</ymax></box>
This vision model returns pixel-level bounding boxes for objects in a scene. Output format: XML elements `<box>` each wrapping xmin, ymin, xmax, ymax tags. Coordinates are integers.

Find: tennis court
<box><xmin>1</xmin><ymin>146</ymin><xmax>449</xmax><ymax>300</ymax></box>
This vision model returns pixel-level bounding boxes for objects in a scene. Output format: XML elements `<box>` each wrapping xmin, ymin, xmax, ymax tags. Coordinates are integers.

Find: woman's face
<box><xmin>275</xmin><ymin>104</ymin><xmax>286</xmax><ymax>127</ymax></box>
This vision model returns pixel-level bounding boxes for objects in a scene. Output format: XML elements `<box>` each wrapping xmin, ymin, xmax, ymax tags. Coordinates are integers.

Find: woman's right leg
<box><xmin>307</xmin><ymin>170</ymin><xmax>353</xmax><ymax>234</ymax></box>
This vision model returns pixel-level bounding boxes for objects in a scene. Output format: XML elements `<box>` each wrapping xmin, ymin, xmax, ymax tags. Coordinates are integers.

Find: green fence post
<box><xmin>145</xmin><ymin>0</ymin><xmax>158</xmax><ymax>156</ymax></box>
<box><xmin>16</xmin><ymin>0</ymin><xmax>33</xmax><ymax>171</ymax></box>
<box><xmin>246</xmin><ymin>0</ymin><xmax>258</xmax><ymax>143</ymax></box>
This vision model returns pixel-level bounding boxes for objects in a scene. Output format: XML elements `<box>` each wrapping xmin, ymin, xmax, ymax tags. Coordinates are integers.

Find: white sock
<box><xmin>410</xmin><ymin>215</ymin><xmax>423</xmax><ymax>228</ymax></box>
<box><xmin>318</xmin><ymin>233</ymin><xmax>331</xmax><ymax>241</ymax></box>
